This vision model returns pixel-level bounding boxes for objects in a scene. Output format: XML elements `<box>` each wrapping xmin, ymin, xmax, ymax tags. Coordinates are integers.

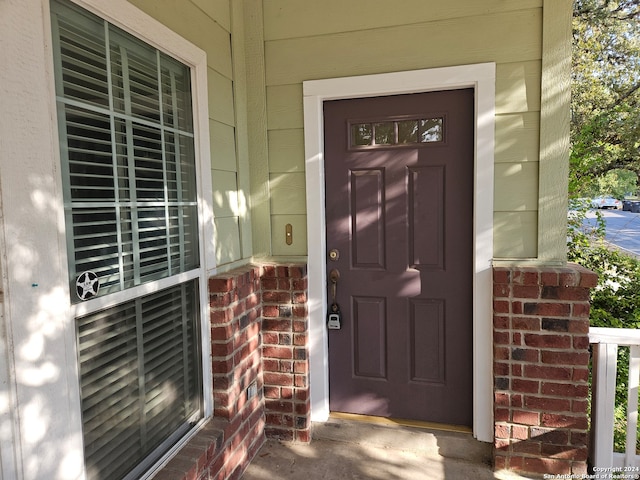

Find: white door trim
<box><xmin>303</xmin><ymin>63</ymin><xmax>495</xmax><ymax>443</ymax></box>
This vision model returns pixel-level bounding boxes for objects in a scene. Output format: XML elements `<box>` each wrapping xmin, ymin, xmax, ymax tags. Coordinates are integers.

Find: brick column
<box><xmin>209</xmin><ymin>266</ymin><xmax>265</xmax><ymax>479</ymax></box>
<box><xmin>261</xmin><ymin>265</ymin><xmax>311</xmax><ymax>442</ymax></box>
<box><xmin>493</xmin><ymin>264</ymin><xmax>597</xmax><ymax>477</ymax></box>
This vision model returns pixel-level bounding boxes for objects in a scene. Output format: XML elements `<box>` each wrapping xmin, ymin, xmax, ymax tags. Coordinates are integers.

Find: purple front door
<box><xmin>323</xmin><ymin>89</ymin><xmax>474</xmax><ymax>426</ymax></box>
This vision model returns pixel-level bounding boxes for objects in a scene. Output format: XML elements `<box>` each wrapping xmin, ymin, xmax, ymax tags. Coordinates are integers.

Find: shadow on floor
<box><xmin>242</xmin><ymin>419</ymin><xmax>535</xmax><ymax>480</ymax></box>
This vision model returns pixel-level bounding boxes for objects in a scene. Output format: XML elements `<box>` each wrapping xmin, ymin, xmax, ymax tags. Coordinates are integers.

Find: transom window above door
<box><xmin>350</xmin><ymin>117</ymin><xmax>444</xmax><ymax>148</ymax></box>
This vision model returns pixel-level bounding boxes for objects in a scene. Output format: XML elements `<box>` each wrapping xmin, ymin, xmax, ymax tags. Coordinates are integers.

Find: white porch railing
<box><xmin>590</xmin><ymin>327</ymin><xmax>640</xmax><ymax>470</ymax></box>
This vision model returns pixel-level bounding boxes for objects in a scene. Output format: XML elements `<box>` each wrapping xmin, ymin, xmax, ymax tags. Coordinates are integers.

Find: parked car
<box><xmin>591</xmin><ymin>196</ymin><xmax>622</xmax><ymax>209</ymax></box>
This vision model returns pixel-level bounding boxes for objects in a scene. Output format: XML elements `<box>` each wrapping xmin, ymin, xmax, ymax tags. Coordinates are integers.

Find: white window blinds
<box><xmin>50</xmin><ymin>1</ymin><xmax>204</xmax><ymax>479</ymax></box>
<box><xmin>52</xmin><ymin>0</ymin><xmax>199</xmax><ymax>301</ymax></box>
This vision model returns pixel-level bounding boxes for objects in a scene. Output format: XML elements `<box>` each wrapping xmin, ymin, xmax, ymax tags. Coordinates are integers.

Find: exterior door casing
<box><xmin>303</xmin><ymin>64</ymin><xmax>496</xmax><ymax>442</ymax></box>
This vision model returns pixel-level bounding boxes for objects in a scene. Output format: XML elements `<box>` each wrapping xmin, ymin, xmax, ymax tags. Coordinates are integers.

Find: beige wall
<box><xmin>128</xmin><ymin>0</ymin><xmax>571</xmax><ymax>264</ymax></box>
<box><xmin>261</xmin><ymin>0</ymin><xmax>545</xmax><ymax>259</ymax></box>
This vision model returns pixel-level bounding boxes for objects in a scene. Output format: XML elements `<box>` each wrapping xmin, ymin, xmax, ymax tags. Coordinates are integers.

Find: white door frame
<box><xmin>303</xmin><ymin>63</ymin><xmax>496</xmax><ymax>443</ymax></box>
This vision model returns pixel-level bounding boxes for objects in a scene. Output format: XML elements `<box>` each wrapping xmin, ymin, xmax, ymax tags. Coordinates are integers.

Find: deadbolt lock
<box><xmin>328</xmin><ymin>249</ymin><xmax>340</xmax><ymax>261</ymax></box>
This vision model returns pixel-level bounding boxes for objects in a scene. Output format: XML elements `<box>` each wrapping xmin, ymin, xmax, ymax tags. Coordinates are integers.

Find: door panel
<box><xmin>324</xmin><ymin>89</ymin><xmax>474</xmax><ymax>426</ymax></box>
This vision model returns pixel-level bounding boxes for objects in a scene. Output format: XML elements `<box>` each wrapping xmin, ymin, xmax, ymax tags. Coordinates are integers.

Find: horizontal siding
<box><xmin>192</xmin><ymin>0</ymin><xmax>230</xmax><ymax>32</ymax></box>
<box><xmin>266</xmin><ymin>85</ymin><xmax>304</xmax><ymax>130</ymax></box>
<box><xmin>207</xmin><ymin>68</ymin><xmax>235</xmax><ymax>127</ymax></box>
<box><xmin>494</xmin><ymin>163</ymin><xmax>539</xmax><ymax>212</ymax></box>
<box><xmin>495</xmin><ymin>113</ymin><xmax>540</xmax><ymax>164</ymax></box>
<box><xmin>210</xmin><ymin>121</ymin><xmax>237</xmax><ymax>172</ymax></box>
<box><xmin>263</xmin><ymin>3</ymin><xmax>545</xmax><ymax>260</ymax></box>
<box><xmin>212</xmin><ymin>170</ymin><xmax>239</xmax><ymax>218</ymax></box>
<box><xmin>268</xmin><ymin>129</ymin><xmax>305</xmax><ymax>173</ymax></box>
<box><xmin>270</xmin><ymin>173</ymin><xmax>306</xmax><ymax>214</ymax></box>
<box><xmin>264</xmin><ymin>0</ymin><xmax>542</xmax><ymax>40</ymax></box>
<box><xmin>214</xmin><ymin>217</ymin><xmax>242</xmax><ymax>264</ymax></box>
<box><xmin>264</xmin><ymin>9</ymin><xmax>542</xmax><ymax>86</ymax></box>
<box><xmin>494</xmin><ymin>212</ymin><xmax>538</xmax><ymax>258</ymax></box>
<box><xmin>495</xmin><ymin>61</ymin><xmax>542</xmax><ymax>114</ymax></box>
<box><xmin>127</xmin><ymin>0</ymin><xmax>232</xmax><ymax>77</ymax></box>
<box><xmin>271</xmin><ymin>215</ymin><xmax>307</xmax><ymax>256</ymax></box>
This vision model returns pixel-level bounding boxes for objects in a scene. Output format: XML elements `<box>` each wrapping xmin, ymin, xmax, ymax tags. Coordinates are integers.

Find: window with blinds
<box><xmin>50</xmin><ymin>1</ymin><xmax>204</xmax><ymax>479</ymax></box>
<box><xmin>52</xmin><ymin>0</ymin><xmax>199</xmax><ymax>301</ymax></box>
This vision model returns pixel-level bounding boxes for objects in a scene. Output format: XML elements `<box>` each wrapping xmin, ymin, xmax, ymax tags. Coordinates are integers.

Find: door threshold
<box><xmin>328</xmin><ymin>412</ymin><xmax>472</xmax><ymax>434</ymax></box>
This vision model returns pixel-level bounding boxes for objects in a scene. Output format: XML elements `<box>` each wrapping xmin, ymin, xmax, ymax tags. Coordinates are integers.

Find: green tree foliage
<box><xmin>570</xmin><ymin>0</ymin><xmax>640</xmax><ymax>197</ymax></box>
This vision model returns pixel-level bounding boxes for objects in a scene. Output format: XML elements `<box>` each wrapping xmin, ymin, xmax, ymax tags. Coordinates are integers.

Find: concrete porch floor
<box><xmin>242</xmin><ymin>417</ymin><xmax>535</xmax><ymax>480</ymax></box>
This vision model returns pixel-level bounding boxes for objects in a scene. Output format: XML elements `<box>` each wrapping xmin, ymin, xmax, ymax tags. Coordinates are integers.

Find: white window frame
<box><xmin>47</xmin><ymin>0</ymin><xmax>215</xmax><ymax>477</ymax></box>
<box><xmin>303</xmin><ymin>64</ymin><xmax>495</xmax><ymax>443</ymax></box>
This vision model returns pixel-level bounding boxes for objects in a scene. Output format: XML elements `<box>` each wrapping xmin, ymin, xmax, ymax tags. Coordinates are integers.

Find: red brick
<box><xmin>512</xmin><ymin>425</ymin><xmax>529</xmax><ymax>440</ymax></box>
<box><xmin>577</xmin><ymin>268</ymin><xmax>598</xmax><ymax>288</ymax></box>
<box><xmin>513</xmin><ymin>285</ymin><xmax>541</xmax><ymax>299</ymax></box>
<box><xmin>263</xmin><ymin>291</ymin><xmax>292</xmax><ymax>304</ymax></box>
<box><xmin>512</xmin><ymin>440</ymin><xmax>541</xmax><ymax>455</ymax></box>
<box><xmin>541</xmin><ymin>271</ymin><xmax>559</xmax><ymax>286</ymax></box>
<box><xmin>514</xmin><ymin>269</ymin><xmax>540</xmax><ymax>285</ymax></box>
<box><xmin>262</xmin><ymin>305</ymin><xmax>279</xmax><ymax>318</ymax></box>
<box><xmin>573</xmin><ymin>336</ymin><xmax>590</xmax><ymax>350</ymax></box>
<box><xmin>523</xmin><ymin>302</ymin><xmax>571</xmax><ymax>317</ymax></box>
<box><xmin>524</xmin><ymin>365</ymin><xmax>572</xmax><ymax>381</ymax></box>
<box><xmin>572</xmin><ymin>399</ymin><xmax>588</xmax><ymax>414</ymax></box>
<box><xmin>495</xmin><ymin>392</ymin><xmax>509</xmax><ymax>407</ymax></box>
<box><xmin>541</xmin><ymin>351</ymin><xmax>589</xmax><ymax>366</ymax></box>
<box><xmin>263</xmin><ymin>373</ymin><xmax>294</xmax><ymax>387</ymax></box>
<box><xmin>573</xmin><ymin>368</ymin><xmax>589</xmax><ymax>382</ymax></box>
<box><xmin>494</xmin><ymin>283</ymin><xmax>510</xmax><ymax>297</ymax></box>
<box><xmin>572</xmin><ymin>302</ymin><xmax>590</xmax><ymax>319</ymax></box>
<box><xmin>530</xmin><ymin>427</ymin><xmax>569</xmax><ymax>444</ymax></box>
<box><xmin>212</xmin><ymin>342</ymin><xmax>235</xmax><ymax>357</ymax></box>
<box><xmin>513</xmin><ymin>301</ymin><xmax>523</xmax><ymax>314</ymax></box>
<box><xmin>495</xmin><ymin>408</ymin><xmax>510</xmax><ymax>422</ymax></box>
<box><xmin>495</xmin><ymin>347</ymin><xmax>509</xmax><ymax>360</ymax></box>
<box><xmin>493</xmin><ymin>268</ymin><xmax>510</xmax><ymax>284</ymax></box>
<box><xmin>262</xmin><ymin>318</ymin><xmax>292</xmax><ymax>332</ymax></box>
<box><xmin>495</xmin><ymin>424</ymin><xmax>511</xmax><ymax>439</ymax></box>
<box><xmin>512</xmin><ymin>317</ymin><xmax>541</xmax><ymax>331</ymax></box>
<box><xmin>511</xmin><ymin>394</ymin><xmax>523</xmax><ymax>408</ymax></box>
<box><xmin>512</xmin><ymin>410</ymin><xmax>540</xmax><ymax>426</ymax></box>
<box><xmin>541</xmin><ymin>444</ymin><xmax>587</xmax><ymax>461</ymax></box>
<box><xmin>211</xmin><ymin>308</ymin><xmax>233</xmax><ymax>324</ymax></box>
<box><xmin>541</xmin><ymin>413</ymin><xmax>588</xmax><ymax>430</ymax></box>
<box><xmin>524</xmin><ymin>396</ymin><xmax>571</xmax><ymax>412</ymax></box>
<box><xmin>494</xmin><ymin>315</ymin><xmax>509</xmax><ymax>329</ymax></box>
<box><xmin>494</xmin><ymin>455</ymin><xmax>507</xmax><ymax>471</ymax></box>
<box><xmin>209</xmin><ymin>277</ymin><xmax>234</xmax><ymax>293</ymax></box>
<box><xmin>569</xmin><ymin>431</ymin><xmax>588</xmax><ymax>446</ymax></box>
<box><xmin>559</xmin><ymin>270</ymin><xmax>580</xmax><ymax>288</ymax></box>
<box><xmin>263</xmin><ymin>346</ymin><xmax>293</xmax><ymax>360</ymax></box>
<box><xmin>523</xmin><ymin>457</ymin><xmax>571</xmax><ymax>475</ymax></box>
<box><xmin>524</xmin><ymin>334</ymin><xmax>571</xmax><ymax>349</ymax></box>
<box><xmin>512</xmin><ymin>379</ymin><xmax>539</xmax><ymax>394</ymax></box>
<box><xmin>512</xmin><ymin>363</ymin><xmax>522</xmax><ymax>376</ymax></box>
<box><xmin>511</xmin><ymin>347</ymin><xmax>539</xmax><ymax>362</ymax></box>
<box><xmin>494</xmin><ymin>438</ymin><xmax>510</xmax><ymax>451</ymax></box>
<box><xmin>494</xmin><ymin>362</ymin><xmax>509</xmax><ymax>375</ymax></box>
<box><xmin>494</xmin><ymin>300</ymin><xmax>510</xmax><ymax>314</ymax></box>
<box><xmin>541</xmin><ymin>382</ymin><xmax>589</xmax><ymax>398</ymax></box>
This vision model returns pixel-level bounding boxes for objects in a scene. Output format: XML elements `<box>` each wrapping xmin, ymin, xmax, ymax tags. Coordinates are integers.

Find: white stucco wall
<box><xmin>0</xmin><ymin>0</ymin><xmax>84</xmax><ymax>478</ymax></box>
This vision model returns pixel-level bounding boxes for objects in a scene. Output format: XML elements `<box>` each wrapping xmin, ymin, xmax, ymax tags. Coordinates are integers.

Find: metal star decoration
<box><xmin>76</xmin><ymin>271</ymin><xmax>100</xmax><ymax>301</ymax></box>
